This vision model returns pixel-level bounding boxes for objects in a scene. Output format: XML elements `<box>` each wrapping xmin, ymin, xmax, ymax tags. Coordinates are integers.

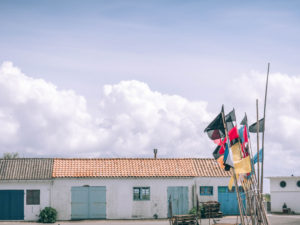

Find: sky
<box><xmin>1</xmin><ymin>0</ymin><xmax>300</xmax><ymax>192</ymax></box>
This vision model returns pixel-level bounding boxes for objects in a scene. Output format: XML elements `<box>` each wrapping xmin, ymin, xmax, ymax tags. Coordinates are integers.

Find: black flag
<box><xmin>240</xmin><ymin>113</ymin><xmax>248</xmax><ymax>126</ymax></box>
<box><xmin>225</xmin><ymin>109</ymin><xmax>236</xmax><ymax>131</ymax></box>
<box><xmin>213</xmin><ymin>145</ymin><xmax>222</xmax><ymax>159</ymax></box>
<box><xmin>204</xmin><ymin>106</ymin><xmax>225</xmax><ymax>140</ymax></box>
<box><xmin>249</xmin><ymin>118</ymin><xmax>264</xmax><ymax>133</ymax></box>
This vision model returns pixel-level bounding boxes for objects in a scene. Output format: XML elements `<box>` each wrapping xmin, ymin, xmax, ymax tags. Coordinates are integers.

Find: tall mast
<box><xmin>261</xmin><ymin>63</ymin><xmax>270</xmax><ymax>195</ymax></box>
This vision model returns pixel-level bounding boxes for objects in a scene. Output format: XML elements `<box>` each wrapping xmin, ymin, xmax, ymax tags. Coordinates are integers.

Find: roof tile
<box><xmin>53</xmin><ymin>158</ymin><xmax>230</xmax><ymax>178</ymax></box>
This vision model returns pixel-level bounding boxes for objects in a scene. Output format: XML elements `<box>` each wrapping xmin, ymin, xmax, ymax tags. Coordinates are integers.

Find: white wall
<box><xmin>269</xmin><ymin>177</ymin><xmax>300</xmax><ymax>213</ymax></box>
<box><xmin>0</xmin><ymin>180</ymin><xmax>52</xmax><ymax>221</ymax></box>
<box><xmin>0</xmin><ymin>177</ymin><xmax>231</xmax><ymax>221</ymax></box>
<box><xmin>52</xmin><ymin>177</ymin><xmax>196</xmax><ymax>220</ymax></box>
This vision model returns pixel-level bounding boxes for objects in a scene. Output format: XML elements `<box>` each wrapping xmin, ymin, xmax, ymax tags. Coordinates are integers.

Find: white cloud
<box><xmin>97</xmin><ymin>80</ymin><xmax>212</xmax><ymax>157</ymax></box>
<box><xmin>0</xmin><ymin>62</ymin><xmax>212</xmax><ymax>158</ymax></box>
<box><xmin>1</xmin><ymin>61</ymin><xmax>299</xmax><ymax>178</ymax></box>
<box><xmin>230</xmin><ymin>71</ymin><xmax>300</xmax><ymax>176</ymax></box>
<box><xmin>0</xmin><ymin>62</ymin><xmax>100</xmax><ymax>156</ymax></box>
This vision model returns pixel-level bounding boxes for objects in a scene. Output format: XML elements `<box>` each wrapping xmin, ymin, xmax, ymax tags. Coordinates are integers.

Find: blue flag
<box><xmin>253</xmin><ymin>149</ymin><xmax>263</xmax><ymax>164</ymax></box>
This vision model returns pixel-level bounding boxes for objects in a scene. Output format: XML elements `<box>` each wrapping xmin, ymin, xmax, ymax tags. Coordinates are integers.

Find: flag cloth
<box><xmin>249</xmin><ymin>118</ymin><xmax>264</xmax><ymax>133</ymax></box>
<box><xmin>231</xmin><ymin>143</ymin><xmax>242</xmax><ymax>162</ymax></box>
<box><xmin>253</xmin><ymin>148</ymin><xmax>263</xmax><ymax>164</ymax></box>
<box><xmin>218</xmin><ymin>139</ymin><xmax>227</xmax><ymax>155</ymax></box>
<box><xmin>223</xmin><ymin>142</ymin><xmax>234</xmax><ymax>170</ymax></box>
<box><xmin>204</xmin><ymin>112</ymin><xmax>225</xmax><ymax>140</ymax></box>
<box><xmin>240</xmin><ymin>114</ymin><xmax>248</xmax><ymax>126</ymax></box>
<box><xmin>234</xmin><ymin>156</ymin><xmax>252</xmax><ymax>174</ymax></box>
<box><xmin>206</xmin><ymin>129</ymin><xmax>224</xmax><ymax>140</ymax></box>
<box><xmin>225</xmin><ymin>109</ymin><xmax>236</xmax><ymax>131</ymax></box>
<box><xmin>239</xmin><ymin>125</ymin><xmax>249</xmax><ymax>158</ymax></box>
<box><xmin>228</xmin><ymin>126</ymin><xmax>239</xmax><ymax>142</ymax></box>
<box><xmin>213</xmin><ymin>145</ymin><xmax>222</xmax><ymax>159</ymax></box>
<box><xmin>228</xmin><ymin>176</ymin><xmax>234</xmax><ymax>191</ymax></box>
<box><xmin>217</xmin><ymin>155</ymin><xmax>225</xmax><ymax>169</ymax></box>
<box><xmin>238</xmin><ymin>126</ymin><xmax>245</xmax><ymax>143</ymax></box>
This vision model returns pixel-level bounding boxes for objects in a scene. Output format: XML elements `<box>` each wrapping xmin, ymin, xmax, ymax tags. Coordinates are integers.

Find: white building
<box><xmin>0</xmin><ymin>158</ymin><xmax>244</xmax><ymax>221</ymax></box>
<box><xmin>268</xmin><ymin>176</ymin><xmax>300</xmax><ymax>213</ymax></box>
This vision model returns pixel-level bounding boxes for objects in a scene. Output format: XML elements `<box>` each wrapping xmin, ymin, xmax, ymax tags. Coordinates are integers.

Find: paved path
<box><xmin>0</xmin><ymin>215</ymin><xmax>300</xmax><ymax>225</ymax></box>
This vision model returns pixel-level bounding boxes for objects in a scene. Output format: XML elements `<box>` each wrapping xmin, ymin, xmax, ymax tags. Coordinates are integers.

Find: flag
<box><xmin>206</xmin><ymin>129</ymin><xmax>224</xmax><ymax>140</ymax></box>
<box><xmin>204</xmin><ymin>112</ymin><xmax>225</xmax><ymax>140</ymax></box>
<box><xmin>217</xmin><ymin>155</ymin><xmax>225</xmax><ymax>169</ymax></box>
<box><xmin>238</xmin><ymin>126</ymin><xmax>245</xmax><ymax>143</ymax></box>
<box><xmin>228</xmin><ymin>176</ymin><xmax>234</xmax><ymax>191</ymax></box>
<box><xmin>249</xmin><ymin>118</ymin><xmax>264</xmax><ymax>133</ymax></box>
<box><xmin>231</xmin><ymin>142</ymin><xmax>242</xmax><ymax>162</ymax></box>
<box><xmin>228</xmin><ymin>126</ymin><xmax>239</xmax><ymax>145</ymax></box>
<box><xmin>253</xmin><ymin>148</ymin><xmax>263</xmax><ymax>164</ymax></box>
<box><xmin>213</xmin><ymin>145</ymin><xmax>222</xmax><ymax>159</ymax></box>
<box><xmin>234</xmin><ymin>156</ymin><xmax>252</xmax><ymax>174</ymax></box>
<box><xmin>223</xmin><ymin>142</ymin><xmax>234</xmax><ymax>171</ymax></box>
<box><xmin>240</xmin><ymin>114</ymin><xmax>248</xmax><ymax>126</ymax></box>
<box><xmin>228</xmin><ymin>126</ymin><xmax>239</xmax><ymax>141</ymax></box>
<box><xmin>225</xmin><ymin>109</ymin><xmax>236</xmax><ymax>131</ymax></box>
<box><xmin>239</xmin><ymin>125</ymin><xmax>249</xmax><ymax>157</ymax></box>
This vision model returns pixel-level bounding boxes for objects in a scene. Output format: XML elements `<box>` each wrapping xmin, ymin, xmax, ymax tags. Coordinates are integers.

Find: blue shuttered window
<box><xmin>133</xmin><ymin>187</ymin><xmax>150</xmax><ymax>200</ymax></box>
<box><xmin>200</xmin><ymin>186</ymin><xmax>213</xmax><ymax>196</ymax></box>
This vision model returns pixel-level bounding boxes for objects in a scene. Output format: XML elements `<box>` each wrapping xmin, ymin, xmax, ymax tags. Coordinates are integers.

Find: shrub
<box><xmin>38</xmin><ymin>207</ymin><xmax>57</xmax><ymax>223</ymax></box>
<box><xmin>189</xmin><ymin>206</ymin><xmax>203</xmax><ymax>216</ymax></box>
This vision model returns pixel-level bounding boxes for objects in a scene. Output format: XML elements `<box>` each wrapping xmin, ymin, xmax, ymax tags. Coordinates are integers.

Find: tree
<box><xmin>3</xmin><ymin>152</ymin><xmax>19</xmax><ymax>159</ymax></box>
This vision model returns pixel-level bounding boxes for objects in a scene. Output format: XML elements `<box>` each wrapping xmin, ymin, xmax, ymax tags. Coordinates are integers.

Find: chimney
<box><xmin>153</xmin><ymin>149</ymin><xmax>158</xmax><ymax>159</ymax></box>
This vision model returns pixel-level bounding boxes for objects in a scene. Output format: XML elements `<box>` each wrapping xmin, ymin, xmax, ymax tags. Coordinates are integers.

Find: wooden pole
<box><xmin>256</xmin><ymin>99</ymin><xmax>260</xmax><ymax>196</ymax></box>
<box><xmin>221</xmin><ymin>106</ymin><xmax>246</xmax><ymax>225</ymax></box>
<box><xmin>261</xmin><ymin>63</ymin><xmax>270</xmax><ymax>196</ymax></box>
<box><xmin>256</xmin><ymin>99</ymin><xmax>264</xmax><ymax>225</ymax></box>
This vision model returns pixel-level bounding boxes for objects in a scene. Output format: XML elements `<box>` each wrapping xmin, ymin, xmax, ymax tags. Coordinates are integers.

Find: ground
<box><xmin>0</xmin><ymin>215</ymin><xmax>299</xmax><ymax>225</ymax></box>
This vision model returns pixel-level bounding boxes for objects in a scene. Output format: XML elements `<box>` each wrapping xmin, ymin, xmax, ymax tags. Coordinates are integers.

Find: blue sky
<box><xmin>1</xmin><ymin>1</ymin><xmax>300</xmax><ymax>189</ymax></box>
<box><xmin>1</xmin><ymin>0</ymin><xmax>300</xmax><ymax>111</ymax></box>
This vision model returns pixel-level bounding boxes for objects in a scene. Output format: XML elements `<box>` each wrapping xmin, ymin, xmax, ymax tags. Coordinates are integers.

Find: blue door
<box><xmin>89</xmin><ymin>187</ymin><xmax>106</xmax><ymax>219</ymax></box>
<box><xmin>167</xmin><ymin>186</ymin><xmax>189</xmax><ymax>217</ymax></box>
<box><xmin>0</xmin><ymin>190</ymin><xmax>24</xmax><ymax>220</ymax></box>
<box><xmin>71</xmin><ymin>186</ymin><xmax>106</xmax><ymax>219</ymax></box>
<box><xmin>218</xmin><ymin>186</ymin><xmax>246</xmax><ymax>215</ymax></box>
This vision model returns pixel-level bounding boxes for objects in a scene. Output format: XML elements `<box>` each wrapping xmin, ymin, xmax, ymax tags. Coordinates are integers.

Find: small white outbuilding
<box><xmin>268</xmin><ymin>176</ymin><xmax>300</xmax><ymax>213</ymax></box>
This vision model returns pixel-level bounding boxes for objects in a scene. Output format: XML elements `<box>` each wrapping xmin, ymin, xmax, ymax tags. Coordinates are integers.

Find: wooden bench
<box><xmin>170</xmin><ymin>214</ymin><xmax>198</xmax><ymax>225</ymax></box>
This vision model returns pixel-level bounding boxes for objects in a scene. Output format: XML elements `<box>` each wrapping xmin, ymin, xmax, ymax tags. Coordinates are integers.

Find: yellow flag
<box><xmin>228</xmin><ymin>176</ymin><xmax>234</xmax><ymax>191</ymax></box>
<box><xmin>234</xmin><ymin>156</ymin><xmax>252</xmax><ymax>174</ymax></box>
<box><xmin>217</xmin><ymin>155</ymin><xmax>225</xmax><ymax>169</ymax></box>
<box><xmin>231</xmin><ymin>143</ymin><xmax>242</xmax><ymax>162</ymax></box>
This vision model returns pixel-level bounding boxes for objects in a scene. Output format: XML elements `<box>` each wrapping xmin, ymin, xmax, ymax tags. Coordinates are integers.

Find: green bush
<box><xmin>38</xmin><ymin>207</ymin><xmax>57</xmax><ymax>223</ymax></box>
<box><xmin>189</xmin><ymin>206</ymin><xmax>203</xmax><ymax>216</ymax></box>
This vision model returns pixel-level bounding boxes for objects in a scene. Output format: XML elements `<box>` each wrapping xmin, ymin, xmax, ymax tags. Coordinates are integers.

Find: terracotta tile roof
<box><xmin>53</xmin><ymin>158</ymin><xmax>230</xmax><ymax>178</ymax></box>
<box><xmin>0</xmin><ymin>158</ymin><xmax>53</xmax><ymax>180</ymax></box>
<box><xmin>193</xmin><ymin>158</ymin><xmax>230</xmax><ymax>177</ymax></box>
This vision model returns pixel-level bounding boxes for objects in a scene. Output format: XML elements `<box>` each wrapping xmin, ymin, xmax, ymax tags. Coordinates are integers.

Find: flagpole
<box><xmin>256</xmin><ymin>99</ymin><xmax>260</xmax><ymax>196</ymax></box>
<box><xmin>261</xmin><ymin>63</ymin><xmax>270</xmax><ymax>196</ymax></box>
<box><xmin>221</xmin><ymin>106</ymin><xmax>245</xmax><ymax>225</ymax></box>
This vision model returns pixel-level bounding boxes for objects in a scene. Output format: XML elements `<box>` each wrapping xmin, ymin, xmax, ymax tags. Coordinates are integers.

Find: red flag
<box><xmin>228</xmin><ymin>126</ymin><xmax>239</xmax><ymax>141</ymax></box>
<box><xmin>243</xmin><ymin>126</ymin><xmax>248</xmax><ymax>143</ymax></box>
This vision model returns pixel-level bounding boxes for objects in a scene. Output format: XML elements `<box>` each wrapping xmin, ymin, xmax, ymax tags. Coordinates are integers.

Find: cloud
<box><xmin>230</xmin><ymin>71</ymin><xmax>300</xmax><ymax>176</ymax></box>
<box><xmin>1</xmin><ymin>61</ymin><xmax>299</xmax><ymax>178</ymax></box>
<box><xmin>0</xmin><ymin>62</ymin><xmax>100</xmax><ymax>156</ymax></box>
<box><xmin>0</xmin><ymin>62</ymin><xmax>212</xmax><ymax>158</ymax></box>
<box><xmin>97</xmin><ymin>80</ymin><xmax>212</xmax><ymax>157</ymax></box>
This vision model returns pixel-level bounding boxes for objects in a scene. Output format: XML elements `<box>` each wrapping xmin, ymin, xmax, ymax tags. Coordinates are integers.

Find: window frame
<box><xmin>26</xmin><ymin>189</ymin><xmax>40</xmax><ymax>205</ymax></box>
<box><xmin>133</xmin><ymin>187</ymin><xmax>150</xmax><ymax>201</ymax></box>
<box><xmin>200</xmin><ymin>186</ymin><xmax>214</xmax><ymax>196</ymax></box>
<box><xmin>280</xmin><ymin>181</ymin><xmax>286</xmax><ymax>188</ymax></box>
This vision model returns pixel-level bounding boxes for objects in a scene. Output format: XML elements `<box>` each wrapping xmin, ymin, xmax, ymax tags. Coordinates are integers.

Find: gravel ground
<box><xmin>0</xmin><ymin>214</ymin><xmax>300</xmax><ymax>225</ymax></box>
